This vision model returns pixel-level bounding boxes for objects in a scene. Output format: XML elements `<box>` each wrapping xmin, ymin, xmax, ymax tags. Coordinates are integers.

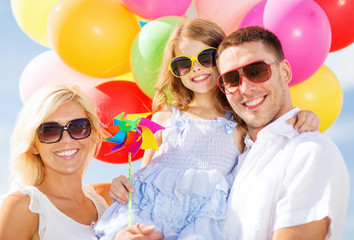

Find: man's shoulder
<box><xmin>292</xmin><ymin>131</ymin><xmax>336</xmax><ymax>145</ymax></box>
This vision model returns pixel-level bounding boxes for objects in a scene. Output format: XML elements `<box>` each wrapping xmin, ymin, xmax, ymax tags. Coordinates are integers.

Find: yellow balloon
<box><xmin>11</xmin><ymin>0</ymin><xmax>57</xmax><ymax>47</ymax></box>
<box><xmin>290</xmin><ymin>65</ymin><xmax>343</xmax><ymax>132</ymax></box>
<box><xmin>47</xmin><ymin>0</ymin><xmax>140</xmax><ymax>78</ymax></box>
<box><xmin>116</xmin><ymin>72</ymin><xmax>135</xmax><ymax>82</ymax></box>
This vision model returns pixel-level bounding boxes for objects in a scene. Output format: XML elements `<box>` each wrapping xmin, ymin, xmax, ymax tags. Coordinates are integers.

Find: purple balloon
<box><xmin>263</xmin><ymin>0</ymin><xmax>331</xmax><ymax>86</ymax></box>
<box><xmin>240</xmin><ymin>0</ymin><xmax>266</xmax><ymax>28</ymax></box>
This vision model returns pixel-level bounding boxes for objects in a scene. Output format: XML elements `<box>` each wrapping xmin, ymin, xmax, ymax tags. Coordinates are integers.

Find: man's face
<box><xmin>218</xmin><ymin>41</ymin><xmax>293</xmax><ymax>140</ymax></box>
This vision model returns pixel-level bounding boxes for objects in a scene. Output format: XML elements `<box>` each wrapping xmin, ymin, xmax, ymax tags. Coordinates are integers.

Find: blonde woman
<box><xmin>0</xmin><ymin>85</ymin><xmax>162</xmax><ymax>240</ymax></box>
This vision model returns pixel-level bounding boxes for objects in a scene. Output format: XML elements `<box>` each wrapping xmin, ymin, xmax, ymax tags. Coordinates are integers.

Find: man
<box><xmin>217</xmin><ymin>26</ymin><xmax>350</xmax><ymax>239</ymax></box>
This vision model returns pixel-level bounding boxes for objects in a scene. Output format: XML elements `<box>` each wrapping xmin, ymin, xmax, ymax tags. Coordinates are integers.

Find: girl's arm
<box><xmin>0</xmin><ymin>191</ymin><xmax>38</xmax><ymax>239</ymax></box>
<box><xmin>288</xmin><ymin>110</ymin><xmax>320</xmax><ymax>132</ymax></box>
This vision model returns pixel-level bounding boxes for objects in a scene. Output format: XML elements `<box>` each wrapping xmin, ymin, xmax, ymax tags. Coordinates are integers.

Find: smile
<box><xmin>55</xmin><ymin>149</ymin><xmax>78</xmax><ymax>157</ymax></box>
<box><xmin>192</xmin><ymin>74</ymin><xmax>209</xmax><ymax>82</ymax></box>
<box><xmin>244</xmin><ymin>97</ymin><xmax>264</xmax><ymax>107</ymax></box>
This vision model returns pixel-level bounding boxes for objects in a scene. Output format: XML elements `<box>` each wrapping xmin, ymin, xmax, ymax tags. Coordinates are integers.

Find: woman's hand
<box><xmin>109</xmin><ymin>175</ymin><xmax>135</xmax><ymax>204</ymax></box>
<box><xmin>288</xmin><ymin>110</ymin><xmax>320</xmax><ymax>133</ymax></box>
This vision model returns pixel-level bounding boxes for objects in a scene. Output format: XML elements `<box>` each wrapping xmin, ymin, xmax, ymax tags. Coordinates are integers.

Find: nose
<box><xmin>60</xmin><ymin>130</ymin><xmax>73</xmax><ymax>143</ymax></box>
<box><xmin>238</xmin><ymin>74</ymin><xmax>257</xmax><ymax>94</ymax></box>
<box><xmin>192</xmin><ymin>59</ymin><xmax>202</xmax><ymax>72</ymax></box>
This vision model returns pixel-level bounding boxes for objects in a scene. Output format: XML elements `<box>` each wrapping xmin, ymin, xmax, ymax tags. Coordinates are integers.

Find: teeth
<box><xmin>56</xmin><ymin>149</ymin><xmax>78</xmax><ymax>157</ymax></box>
<box><xmin>193</xmin><ymin>75</ymin><xmax>208</xmax><ymax>81</ymax></box>
<box><xmin>245</xmin><ymin>97</ymin><xmax>264</xmax><ymax>107</ymax></box>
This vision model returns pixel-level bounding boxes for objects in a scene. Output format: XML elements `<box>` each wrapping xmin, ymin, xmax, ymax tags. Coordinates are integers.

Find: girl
<box><xmin>95</xmin><ymin>19</ymin><xmax>320</xmax><ymax>240</ymax></box>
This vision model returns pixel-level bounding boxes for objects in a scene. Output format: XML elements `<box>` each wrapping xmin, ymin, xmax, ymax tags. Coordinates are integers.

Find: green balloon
<box><xmin>131</xmin><ymin>16</ymin><xmax>188</xmax><ymax>99</ymax></box>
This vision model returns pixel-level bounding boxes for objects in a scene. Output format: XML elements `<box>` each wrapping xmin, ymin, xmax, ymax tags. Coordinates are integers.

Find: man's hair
<box><xmin>217</xmin><ymin>26</ymin><xmax>284</xmax><ymax>61</ymax></box>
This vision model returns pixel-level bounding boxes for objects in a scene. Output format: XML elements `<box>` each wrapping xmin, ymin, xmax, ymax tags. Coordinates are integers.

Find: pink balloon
<box><xmin>121</xmin><ymin>0</ymin><xmax>192</xmax><ymax>20</ymax></box>
<box><xmin>19</xmin><ymin>50</ymin><xmax>114</xmax><ymax>103</ymax></box>
<box><xmin>195</xmin><ymin>0</ymin><xmax>261</xmax><ymax>35</ymax></box>
<box><xmin>263</xmin><ymin>0</ymin><xmax>331</xmax><ymax>86</ymax></box>
<box><xmin>240</xmin><ymin>0</ymin><xmax>266</xmax><ymax>28</ymax></box>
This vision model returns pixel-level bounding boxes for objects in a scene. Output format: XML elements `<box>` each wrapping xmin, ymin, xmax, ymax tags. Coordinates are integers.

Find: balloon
<box><xmin>289</xmin><ymin>65</ymin><xmax>343</xmax><ymax>132</ymax></box>
<box><xmin>87</xmin><ymin>81</ymin><xmax>153</xmax><ymax>164</ymax></box>
<box><xmin>121</xmin><ymin>0</ymin><xmax>192</xmax><ymax>20</ymax></box>
<box><xmin>19</xmin><ymin>50</ymin><xmax>112</xmax><ymax>103</ymax></box>
<box><xmin>195</xmin><ymin>0</ymin><xmax>261</xmax><ymax>35</ymax></box>
<box><xmin>263</xmin><ymin>0</ymin><xmax>332</xmax><ymax>86</ymax></box>
<box><xmin>131</xmin><ymin>16</ymin><xmax>188</xmax><ymax>99</ymax></box>
<box><xmin>116</xmin><ymin>72</ymin><xmax>135</xmax><ymax>82</ymax></box>
<box><xmin>239</xmin><ymin>0</ymin><xmax>266</xmax><ymax>28</ymax></box>
<box><xmin>47</xmin><ymin>0</ymin><xmax>140</xmax><ymax>78</ymax></box>
<box><xmin>314</xmin><ymin>0</ymin><xmax>354</xmax><ymax>52</ymax></box>
<box><xmin>11</xmin><ymin>0</ymin><xmax>57</xmax><ymax>47</ymax></box>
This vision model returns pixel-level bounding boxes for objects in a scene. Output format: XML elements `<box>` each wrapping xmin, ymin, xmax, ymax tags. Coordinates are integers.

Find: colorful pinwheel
<box><xmin>101</xmin><ymin>112</ymin><xmax>165</xmax><ymax>157</ymax></box>
<box><xmin>100</xmin><ymin>112</ymin><xmax>165</xmax><ymax>227</ymax></box>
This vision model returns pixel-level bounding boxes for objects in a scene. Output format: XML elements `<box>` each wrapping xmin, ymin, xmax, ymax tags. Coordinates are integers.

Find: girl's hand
<box><xmin>109</xmin><ymin>175</ymin><xmax>135</xmax><ymax>204</ymax></box>
<box><xmin>114</xmin><ymin>224</ymin><xmax>164</xmax><ymax>240</ymax></box>
<box><xmin>288</xmin><ymin>110</ymin><xmax>320</xmax><ymax>133</ymax></box>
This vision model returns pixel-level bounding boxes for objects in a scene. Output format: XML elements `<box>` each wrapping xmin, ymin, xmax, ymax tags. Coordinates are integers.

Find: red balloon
<box><xmin>314</xmin><ymin>0</ymin><xmax>354</xmax><ymax>52</ymax></box>
<box><xmin>87</xmin><ymin>80</ymin><xmax>153</xmax><ymax>164</ymax></box>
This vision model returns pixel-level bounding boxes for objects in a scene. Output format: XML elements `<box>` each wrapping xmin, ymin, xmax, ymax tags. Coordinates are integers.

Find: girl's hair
<box><xmin>9</xmin><ymin>84</ymin><xmax>102</xmax><ymax>186</ymax></box>
<box><xmin>153</xmin><ymin>18</ymin><xmax>246</xmax><ymax>132</ymax></box>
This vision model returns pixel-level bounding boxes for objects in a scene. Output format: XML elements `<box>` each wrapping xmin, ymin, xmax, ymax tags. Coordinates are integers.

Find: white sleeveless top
<box><xmin>21</xmin><ymin>184</ymin><xmax>108</xmax><ymax>240</ymax></box>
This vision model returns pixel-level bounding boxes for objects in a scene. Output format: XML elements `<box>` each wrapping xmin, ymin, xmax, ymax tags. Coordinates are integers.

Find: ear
<box><xmin>31</xmin><ymin>145</ymin><xmax>39</xmax><ymax>155</ymax></box>
<box><xmin>280</xmin><ymin>59</ymin><xmax>292</xmax><ymax>85</ymax></box>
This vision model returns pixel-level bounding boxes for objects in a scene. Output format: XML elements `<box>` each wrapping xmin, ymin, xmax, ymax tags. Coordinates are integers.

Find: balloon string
<box><xmin>128</xmin><ymin>152</ymin><xmax>132</xmax><ymax>228</ymax></box>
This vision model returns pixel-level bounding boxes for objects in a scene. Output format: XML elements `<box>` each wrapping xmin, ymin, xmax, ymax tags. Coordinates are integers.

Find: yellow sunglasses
<box><xmin>168</xmin><ymin>47</ymin><xmax>217</xmax><ymax>77</ymax></box>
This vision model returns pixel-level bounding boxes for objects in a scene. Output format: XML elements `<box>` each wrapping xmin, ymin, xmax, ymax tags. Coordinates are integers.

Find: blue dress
<box><xmin>95</xmin><ymin>108</ymin><xmax>240</xmax><ymax>240</ymax></box>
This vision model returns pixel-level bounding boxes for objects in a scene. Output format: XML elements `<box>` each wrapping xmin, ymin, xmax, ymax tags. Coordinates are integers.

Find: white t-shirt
<box><xmin>21</xmin><ymin>184</ymin><xmax>108</xmax><ymax>240</ymax></box>
<box><xmin>225</xmin><ymin>107</ymin><xmax>350</xmax><ymax>240</ymax></box>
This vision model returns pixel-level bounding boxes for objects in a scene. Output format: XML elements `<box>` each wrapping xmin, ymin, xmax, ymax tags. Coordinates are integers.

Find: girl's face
<box><xmin>175</xmin><ymin>38</ymin><xmax>219</xmax><ymax>94</ymax></box>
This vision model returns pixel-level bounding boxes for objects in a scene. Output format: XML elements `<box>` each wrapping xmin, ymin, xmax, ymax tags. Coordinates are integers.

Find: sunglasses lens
<box><xmin>67</xmin><ymin>118</ymin><xmax>91</xmax><ymax>140</ymax></box>
<box><xmin>170</xmin><ymin>57</ymin><xmax>192</xmax><ymax>77</ymax></box>
<box><xmin>37</xmin><ymin>122</ymin><xmax>62</xmax><ymax>143</ymax></box>
<box><xmin>244</xmin><ymin>62</ymin><xmax>271</xmax><ymax>82</ymax></box>
<box><xmin>197</xmin><ymin>48</ymin><xmax>216</xmax><ymax>68</ymax></box>
<box><xmin>220</xmin><ymin>70</ymin><xmax>240</xmax><ymax>94</ymax></box>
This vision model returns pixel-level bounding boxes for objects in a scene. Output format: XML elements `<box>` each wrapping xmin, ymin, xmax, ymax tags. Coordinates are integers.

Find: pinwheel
<box><xmin>100</xmin><ymin>112</ymin><xmax>165</xmax><ymax>226</ymax></box>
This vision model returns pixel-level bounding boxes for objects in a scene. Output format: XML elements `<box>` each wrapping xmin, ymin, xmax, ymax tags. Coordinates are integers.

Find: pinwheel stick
<box><xmin>128</xmin><ymin>152</ymin><xmax>133</xmax><ymax>227</ymax></box>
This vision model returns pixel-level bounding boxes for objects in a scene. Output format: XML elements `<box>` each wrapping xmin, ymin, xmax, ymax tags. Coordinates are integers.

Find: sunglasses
<box><xmin>168</xmin><ymin>47</ymin><xmax>217</xmax><ymax>77</ymax></box>
<box><xmin>36</xmin><ymin>118</ymin><xmax>91</xmax><ymax>144</ymax></box>
<box><xmin>218</xmin><ymin>60</ymin><xmax>281</xmax><ymax>95</ymax></box>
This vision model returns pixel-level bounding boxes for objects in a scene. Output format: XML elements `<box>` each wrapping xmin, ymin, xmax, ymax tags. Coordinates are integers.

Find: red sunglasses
<box><xmin>218</xmin><ymin>60</ymin><xmax>281</xmax><ymax>94</ymax></box>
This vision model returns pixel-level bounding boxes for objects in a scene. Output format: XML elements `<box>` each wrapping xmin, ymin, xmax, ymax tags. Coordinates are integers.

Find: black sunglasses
<box><xmin>36</xmin><ymin>118</ymin><xmax>91</xmax><ymax>144</ymax></box>
<box><xmin>218</xmin><ymin>60</ymin><xmax>281</xmax><ymax>94</ymax></box>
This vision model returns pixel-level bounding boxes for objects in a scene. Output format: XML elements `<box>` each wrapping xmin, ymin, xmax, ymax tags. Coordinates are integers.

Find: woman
<box><xmin>0</xmin><ymin>85</ymin><xmax>163</xmax><ymax>240</ymax></box>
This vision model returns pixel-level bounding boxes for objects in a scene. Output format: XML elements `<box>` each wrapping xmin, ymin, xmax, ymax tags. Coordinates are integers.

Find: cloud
<box><xmin>325</xmin><ymin>43</ymin><xmax>354</xmax><ymax>90</ymax></box>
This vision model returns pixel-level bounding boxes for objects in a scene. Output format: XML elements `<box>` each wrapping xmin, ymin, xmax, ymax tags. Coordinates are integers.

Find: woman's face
<box><xmin>175</xmin><ymin>38</ymin><xmax>220</xmax><ymax>94</ymax></box>
<box><xmin>32</xmin><ymin>101</ymin><xmax>94</xmax><ymax>177</ymax></box>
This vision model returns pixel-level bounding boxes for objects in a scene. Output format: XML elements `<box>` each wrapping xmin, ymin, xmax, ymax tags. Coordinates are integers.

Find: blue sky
<box><xmin>1</xmin><ymin>1</ymin><xmax>353</xmax><ymax>238</ymax></box>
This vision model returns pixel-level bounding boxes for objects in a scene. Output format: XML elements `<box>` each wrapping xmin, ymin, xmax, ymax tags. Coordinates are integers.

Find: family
<box><xmin>0</xmin><ymin>18</ymin><xmax>349</xmax><ymax>240</ymax></box>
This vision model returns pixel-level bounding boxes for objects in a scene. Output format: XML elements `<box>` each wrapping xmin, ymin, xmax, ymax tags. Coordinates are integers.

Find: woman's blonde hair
<box><xmin>153</xmin><ymin>18</ymin><xmax>246</xmax><ymax>131</ymax></box>
<box><xmin>9</xmin><ymin>84</ymin><xmax>102</xmax><ymax>186</ymax></box>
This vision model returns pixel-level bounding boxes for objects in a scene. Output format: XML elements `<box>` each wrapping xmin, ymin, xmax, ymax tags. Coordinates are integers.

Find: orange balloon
<box><xmin>47</xmin><ymin>0</ymin><xmax>140</xmax><ymax>78</ymax></box>
<box><xmin>290</xmin><ymin>65</ymin><xmax>343</xmax><ymax>132</ymax></box>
